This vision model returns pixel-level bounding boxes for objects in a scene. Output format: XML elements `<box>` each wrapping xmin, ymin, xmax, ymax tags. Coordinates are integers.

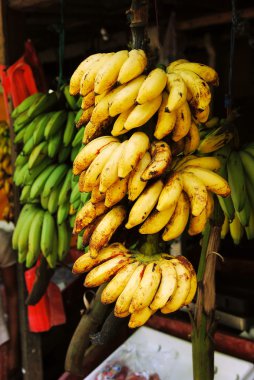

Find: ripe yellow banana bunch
<box><xmin>73</xmin><ymin>242</ymin><xmax>197</xmax><ymax>328</ymax></box>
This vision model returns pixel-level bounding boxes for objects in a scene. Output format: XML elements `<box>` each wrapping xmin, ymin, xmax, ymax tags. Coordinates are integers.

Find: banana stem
<box><xmin>192</xmin><ymin>199</ymin><xmax>223</xmax><ymax>380</ymax></box>
<box><xmin>127</xmin><ymin>0</ymin><xmax>149</xmax><ymax>50</ymax></box>
<box><xmin>139</xmin><ymin>233</ymin><xmax>160</xmax><ymax>256</ymax></box>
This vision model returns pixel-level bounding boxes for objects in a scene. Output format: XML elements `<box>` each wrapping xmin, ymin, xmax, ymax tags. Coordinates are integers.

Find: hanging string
<box><xmin>58</xmin><ymin>0</ymin><xmax>65</xmax><ymax>89</ymax></box>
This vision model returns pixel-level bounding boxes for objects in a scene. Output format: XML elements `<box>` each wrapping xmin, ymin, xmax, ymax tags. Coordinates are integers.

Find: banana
<box><xmin>23</xmin><ymin>115</ymin><xmax>42</xmax><ymax>144</ymax></box>
<box><xmin>114</xmin><ymin>264</ymin><xmax>145</xmax><ymax>316</ymax></box>
<box><xmin>154</xmin><ymin>92</ymin><xmax>177</xmax><ymax>140</ymax></box>
<box><xmin>58</xmin><ymin>169</ymin><xmax>72</xmax><ymax>206</ymax></box>
<box><xmin>117</xmin><ymin>49</ymin><xmax>147</xmax><ymax>84</ymax></box>
<box><xmin>12</xmin><ymin>204</ymin><xmax>37</xmax><ymax>249</ymax></box>
<box><xmin>46</xmin><ymin>232</ymin><xmax>58</xmax><ymax>268</ymax></box>
<box><xmin>177</xmin><ymin>256</ymin><xmax>197</xmax><ymax>305</ymax></box>
<box><xmin>166</xmin><ymin>72</ymin><xmax>187</xmax><ymax>112</ymax></box>
<box><xmin>72</xmin><ymin>242</ymin><xmax>128</xmax><ymax>274</ymax></box>
<box><xmin>227</xmin><ymin>150</ymin><xmax>246</xmax><ymax>212</ymax></box>
<box><xmin>229</xmin><ymin>214</ymin><xmax>243</xmax><ymax>245</ymax></box>
<box><xmin>177</xmin><ymin>156</ymin><xmax>221</xmax><ymax>171</ymax></box>
<box><xmin>245</xmin><ymin>207</ymin><xmax>254</xmax><ymax>240</ymax></box>
<box><xmin>183</xmin><ymin>121</ymin><xmax>200</xmax><ymax>155</ymax></box>
<box><xmin>41</xmin><ymin>193</ymin><xmax>49</xmax><ymax>210</ymax></box>
<box><xmin>139</xmin><ymin>204</ymin><xmax>176</xmax><ymax>234</ymax></box>
<box><xmin>99</xmin><ymin>141</ymin><xmax>128</xmax><ymax>193</ymax></box>
<box><xmin>42</xmin><ymin>164</ymin><xmax>68</xmax><ymax>198</ymax></box>
<box><xmin>76</xmin><ymin>106</ymin><xmax>94</xmax><ymax>128</ymax></box>
<box><xmin>82</xmin><ymin>215</ymin><xmax>104</xmax><ymax>246</ymax></box>
<box><xmin>198</xmin><ymin>129</ymin><xmax>234</xmax><ymax>154</ymax></box>
<box><xmin>188</xmin><ymin>205</ymin><xmax>207</xmax><ymax>235</ymax></box>
<box><xmin>72</xmin><ymin>125</ymin><xmax>84</xmax><ymax>147</ymax></box>
<box><xmin>128</xmin><ymin>151</ymin><xmax>151</xmax><ymax>201</ymax></box>
<box><xmin>193</xmin><ymin>104</ymin><xmax>210</xmax><ymax>123</ymax></box>
<box><xmin>57</xmin><ymin>202</ymin><xmax>70</xmax><ymax>225</ymax></box>
<box><xmin>237</xmin><ymin>194</ymin><xmax>251</xmax><ymax>227</ymax></box>
<box><xmin>206</xmin><ymin>191</ymin><xmax>214</xmax><ymax>219</ymax></box>
<box><xmin>205</xmin><ymin>117</ymin><xmax>220</xmax><ymax>129</ymax></box>
<box><xmin>29</xmin><ymin>164</ymin><xmax>57</xmax><ymax>199</ymax></box>
<box><xmin>84</xmin><ymin>255</ymin><xmax>131</xmax><ymax>287</ymax></box>
<box><xmin>47</xmin><ymin>132</ymin><xmax>62</xmax><ymax>158</ymax></box>
<box><xmin>70</xmin><ymin>182</ymin><xmax>80</xmax><ymax>205</ymax></box>
<box><xmin>129</xmin><ymin>262</ymin><xmax>161</xmax><ymax>312</ymax></box>
<box><xmin>94</xmin><ymin>50</ymin><xmax>129</xmax><ymax>94</ymax></box>
<box><xmin>78</xmin><ymin>170</ymin><xmax>87</xmax><ymax>192</ymax></box>
<box><xmin>17</xmin><ymin>206</ymin><xmax>38</xmax><ymax>254</ymax></box>
<box><xmin>101</xmin><ymin>261</ymin><xmax>140</xmax><ymax>304</ymax></box>
<box><xmin>14</xmin><ymin>162</ymin><xmax>29</xmax><ymax>187</ymax></box>
<box><xmin>141</xmin><ymin>140</ymin><xmax>172</xmax><ymax>181</ymax></box>
<box><xmin>157</xmin><ymin>172</ymin><xmax>183</xmax><ymax>211</ymax></box>
<box><xmin>73</xmin><ymin>135</ymin><xmax>119</xmax><ymax>175</ymax></box>
<box><xmin>221</xmin><ymin>215</ymin><xmax>229</xmax><ymax>239</ymax></box>
<box><xmin>44</xmin><ymin>110</ymin><xmax>67</xmax><ymax>139</ymax></box>
<box><xmin>172</xmin><ymin>61</ymin><xmax>219</xmax><ymax>86</ymax></box>
<box><xmin>104</xmin><ymin>176</ymin><xmax>129</xmax><ymax>207</ymax></box>
<box><xmin>73</xmin><ymin>200</ymin><xmax>108</xmax><ymax>234</ymax></box>
<box><xmin>15</xmin><ymin>152</ymin><xmax>28</xmax><ymax>167</ymax></box>
<box><xmin>161</xmin><ymin>257</ymin><xmax>191</xmax><ymax>313</ymax></box>
<box><xmin>14</xmin><ymin>128</ymin><xmax>26</xmax><ymax>144</ymax></box>
<box><xmin>126</xmin><ymin>180</ymin><xmax>164</xmax><ymax>229</ymax></box>
<box><xmin>111</xmin><ymin>107</ymin><xmax>135</xmax><ymax>136</ymax></box>
<box><xmin>81</xmin><ymin>91</ymin><xmax>95</xmax><ymax>110</ymax></box>
<box><xmin>239</xmin><ymin>150</ymin><xmax>254</xmax><ymax>190</ymax></box>
<box><xmin>89</xmin><ymin>205</ymin><xmax>127</xmax><ymax>258</ymax></box>
<box><xmin>150</xmin><ymin>260</ymin><xmax>177</xmax><ymax>310</ymax></box>
<box><xmin>171</xmin><ymin>139</ymin><xmax>186</xmax><ymax>156</ymax></box>
<box><xmin>28</xmin><ymin>141</ymin><xmax>48</xmax><ymax>169</ymax></box>
<box><xmin>47</xmin><ymin>185</ymin><xmax>61</xmax><ymax>214</ymax></box>
<box><xmin>20</xmin><ymin>185</ymin><xmax>31</xmax><ymax>203</ymax></box>
<box><xmin>174</xmin><ymin>69</ymin><xmax>211</xmax><ymax>110</ymax></box>
<box><xmin>79</xmin><ymin>53</ymin><xmax>114</xmax><ymax>96</ymax></box>
<box><xmin>81</xmin><ymin>142</ymin><xmax>120</xmax><ymax>191</ymax></box>
<box><xmin>11</xmin><ymin>92</ymin><xmax>44</xmax><ymax>119</ymax></box>
<box><xmin>128</xmin><ymin>307</ymin><xmax>155</xmax><ymax>328</ymax></box>
<box><xmin>181</xmin><ymin>171</ymin><xmax>207</xmax><ymax>216</ymax></box>
<box><xmin>109</xmin><ymin>75</ymin><xmax>146</xmax><ymax>117</ymax></box>
<box><xmin>63</xmin><ymin>111</ymin><xmax>76</xmax><ymax>146</ymax></box>
<box><xmin>23</xmin><ymin>157</ymin><xmax>52</xmax><ymax>186</ymax></box>
<box><xmin>162</xmin><ymin>192</ymin><xmax>190</xmax><ymax>241</ymax></box>
<box><xmin>166</xmin><ymin>59</ymin><xmax>189</xmax><ymax>72</ymax></box>
<box><xmin>82</xmin><ymin>120</ymin><xmax>108</xmax><ymax>145</ymax></box>
<box><xmin>172</xmin><ymin>101</ymin><xmax>191</xmax><ymax>141</ymax></box>
<box><xmin>27</xmin><ymin>91</ymin><xmax>58</xmax><ymax>118</ymax></box>
<box><xmin>22</xmin><ymin>136</ymin><xmax>36</xmax><ymax>155</ymax></box>
<box><xmin>63</xmin><ymin>85</ymin><xmax>78</xmax><ymax>110</ymax></box>
<box><xmin>124</xmin><ymin>94</ymin><xmax>162</xmax><ymax>131</ymax></box>
<box><xmin>40</xmin><ymin>211</ymin><xmax>56</xmax><ymax>257</ymax></box>
<box><xmin>136</xmin><ymin>68</ymin><xmax>167</xmax><ymax>104</ymax></box>
<box><xmin>183</xmin><ymin>166</ymin><xmax>231</xmax><ymax>197</ymax></box>
<box><xmin>118</xmin><ymin>132</ymin><xmax>150</xmax><ymax>178</ymax></box>
<box><xmin>27</xmin><ymin>210</ymin><xmax>44</xmax><ymax>265</ymax></box>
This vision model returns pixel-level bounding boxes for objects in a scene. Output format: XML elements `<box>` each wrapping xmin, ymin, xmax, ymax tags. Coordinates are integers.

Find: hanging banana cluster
<box><xmin>11</xmin><ymin>87</ymin><xmax>89</xmax><ymax>268</ymax></box>
<box><xmin>73</xmin><ymin>243</ymin><xmax>197</xmax><ymax>328</ymax></box>
<box><xmin>215</xmin><ymin>144</ymin><xmax>254</xmax><ymax>244</ymax></box>
<box><xmin>0</xmin><ymin>121</ymin><xmax>14</xmax><ymax>220</ymax></box>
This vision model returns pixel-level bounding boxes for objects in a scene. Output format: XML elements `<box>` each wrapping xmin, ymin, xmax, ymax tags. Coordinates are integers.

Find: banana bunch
<box><xmin>12</xmin><ymin>203</ymin><xmax>71</xmax><ymax>268</ymax></box>
<box><xmin>72</xmin><ymin>242</ymin><xmax>197</xmax><ymax>328</ymax></box>
<box><xmin>0</xmin><ymin>121</ymin><xmax>14</xmax><ymax>220</ymax></box>
<box><xmin>215</xmin><ymin>143</ymin><xmax>254</xmax><ymax>244</ymax></box>
<box><xmin>69</xmin><ymin>51</ymin><xmax>219</xmax><ymax>144</ymax></box>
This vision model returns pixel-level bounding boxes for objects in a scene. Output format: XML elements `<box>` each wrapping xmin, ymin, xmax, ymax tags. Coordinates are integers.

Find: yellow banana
<box><xmin>99</xmin><ymin>141</ymin><xmax>128</xmax><ymax>193</ymax></box>
<box><xmin>161</xmin><ymin>257</ymin><xmax>191</xmax><ymax>313</ymax></box>
<box><xmin>79</xmin><ymin>53</ymin><xmax>114</xmax><ymax>96</ymax></box>
<box><xmin>157</xmin><ymin>172</ymin><xmax>183</xmax><ymax>211</ymax></box>
<box><xmin>162</xmin><ymin>192</ymin><xmax>190</xmax><ymax>241</ymax></box>
<box><xmin>166</xmin><ymin>72</ymin><xmax>187</xmax><ymax>112</ymax></box>
<box><xmin>73</xmin><ymin>136</ymin><xmax>119</xmax><ymax>175</ymax></box>
<box><xmin>141</xmin><ymin>140</ymin><xmax>172</xmax><ymax>181</ymax></box>
<box><xmin>81</xmin><ymin>142</ymin><xmax>120</xmax><ymax>191</ymax></box>
<box><xmin>206</xmin><ymin>191</ymin><xmax>214</xmax><ymax>219</ymax></box>
<box><xmin>89</xmin><ymin>205</ymin><xmax>127</xmax><ymax>258</ymax></box>
<box><xmin>178</xmin><ymin>156</ymin><xmax>221</xmax><ymax>171</ymax></box>
<box><xmin>173</xmin><ymin>154</ymin><xmax>197</xmax><ymax>170</ymax></box>
<box><xmin>124</xmin><ymin>94</ymin><xmax>162</xmax><ymax>130</ymax></box>
<box><xmin>81</xmin><ymin>91</ymin><xmax>95</xmax><ymax>110</ymax></box>
<box><xmin>84</xmin><ymin>255</ymin><xmax>131</xmax><ymax>287</ymax></box>
<box><xmin>171</xmin><ymin>139</ymin><xmax>185</xmax><ymax>156</ymax></box>
<box><xmin>78</xmin><ymin>170</ymin><xmax>88</xmax><ymax>192</ymax></box>
<box><xmin>73</xmin><ymin>200</ymin><xmax>108</xmax><ymax>234</ymax></box>
<box><xmin>114</xmin><ymin>264</ymin><xmax>145</xmax><ymax>316</ymax></box>
<box><xmin>183</xmin><ymin>166</ymin><xmax>231</xmax><ymax>197</ymax></box>
<box><xmin>82</xmin><ymin>120</ymin><xmax>109</xmax><ymax>144</ymax></box>
<box><xmin>82</xmin><ymin>215</ymin><xmax>104</xmax><ymax>246</ymax></box>
<box><xmin>111</xmin><ymin>106</ymin><xmax>135</xmax><ymax>136</ymax></box>
<box><xmin>109</xmin><ymin>75</ymin><xmax>146</xmax><ymax>117</ymax></box>
<box><xmin>183</xmin><ymin>121</ymin><xmax>200</xmax><ymax>155</ymax></box>
<box><xmin>181</xmin><ymin>171</ymin><xmax>208</xmax><ymax>216</ymax></box>
<box><xmin>101</xmin><ymin>261</ymin><xmax>140</xmax><ymax>304</ymax></box>
<box><xmin>128</xmin><ymin>151</ymin><xmax>151</xmax><ymax>201</ymax></box>
<box><xmin>95</xmin><ymin>91</ymin><xmax>108</xmax><ymax>106</ymax></box>
<box><xmin>126</xmin><ymin>180</ymin><xmax>164</xmax><ymax>229</ymax></box>
<box><xmin>150</xmin><ymin>260</ymin><xmax>177</xmax><ymax>310</ymax></box>
<box><xmin>154</xmin><ymin>92</ymin><xmax>177</xmax><ymax>140</ymax></box>
<box><xmin>229</xmin><ymin>214</ymin><xmax>243</xmax><ymax>245</ymax></box>
<box><xmin>90</xmin><ymin>185</ymin><xmax>105</xmax><ymax>203</ymax></box>
<box><xmin>129</xmin><ymin>262</ymin><xmax>161</xmax><ymax>312</ymax></box>
<box><xmin>172</xmin><ymin>101</ymin><xmax>191</xmax><ymax>142</ymax></box>
<box><xmin>166</xmin><ymin>59</ymin><xmax>189</xmax><ymax>73</ymax></box>
<box><xmin>117</xmin><ymin>49</ymin><xmax>147</xmax><ymax>84</ymax></box>
<box><xmin>104</xmin><ymin>175</ymin><xmax>129</xmax><ymax>207</ymax></box>
<box><xmin>177</xmin><ymin>256</ymin><xmax>197</xmax><ymax>305</ymax></box>
<box><xmin>128</xmin><ymin>307</ymin><xmax>155</xmax><ymax>328</ymax></box>
<box><xmin>174</xmin><ymin>69</ymin><xmax>211</xmax><ymax>110</ymax></box>
<box><xmin>188</xmin><ymin>205</ymin><xmax>207</xmax><ymax>235</ymax></box>
<box><xmin>221</xmin><ymin>215</ymin><xmax>229</xmax><ymax>239</ymax></box>
<box><xmin>172</xmin><ymin>61</ymin><xmax>219</xmax><ymax>86</ymax></box>
<box><xmin>198</xmin><ymin>130</ymin><xmax>234</xmax><ymax>154</ymax></box>
<box><xmin>193</xmin><ymin>104</ymin><xmax>210</xmax><ymax>123</ymax></box>
<box><xmin>90</xmin><ymin>87</ymin><xmax>121</xmax><ymax>128</ymax></box>
<box><xmin>76</xmin><ymin>107</ymin><xmax>94</xmax><ymax>128</ymax></box>
<box><xmin>94</xmin><ymin>50</ymin><xmax>129</xmax><ymax>94</ymax></box>
<box><xmin>136</xmin><ymin>68</ymin><xmax>167</xmax><ymax>104</ymax></box>
<box><xmin>139</xmin><ymin>204</ymin><xmax>176</xmax><ymax>234</ymax></box>
<box><xmin>70</xmin><ymin>53</ymin><xmax>103</xmax><ymax>95</ymax></box>
<box><xmin>118</xmin><ymin>131</ymin><xmax>150</xmax><ymax>178</ymax></box>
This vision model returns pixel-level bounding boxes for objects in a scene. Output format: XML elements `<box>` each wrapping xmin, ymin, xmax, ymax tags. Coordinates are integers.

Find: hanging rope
<box><xmin>58</xmin><ymin>0</ymin><xmax>65</xmax><ymax>89</ymax></box>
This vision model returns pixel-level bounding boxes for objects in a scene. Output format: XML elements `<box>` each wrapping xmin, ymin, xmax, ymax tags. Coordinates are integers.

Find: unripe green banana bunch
<box><xmin>72</xmin><ymin>242</ymin><xmax>197</xmax><ymax>328</ymax></box>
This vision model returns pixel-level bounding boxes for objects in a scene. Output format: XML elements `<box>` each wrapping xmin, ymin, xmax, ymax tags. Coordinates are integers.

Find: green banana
<box><xmin>72</xmin><ymin>198</ymin><xmax>81</xmax><ymax>211</ymax></box>
<box><xmin>13</xmin><ymin>111</ymin><xmax>34</xmax><ymax>133</ymax></box>
<box><xmin>28</xmin><ymin>141</ymin><xmax>48</xmax><ymax>169</ymax></box>
<box><xmin>245</xmin><ymin>207</ymin><xmax>254</xmax><ymax>240</ymax></box>
<box><xmin>239</xmin><ymin>150</ymin><xmax>254</xmax><ymax>189</ymax></box>
<box><xmin>70</xmin><ymin>144</ymin><xmax>81</xmax><ymax>162</ymax></box>
<box><xmin>46</xmin><ymin>233</ymin><xmax>58</xmax><ymax>268</ymax></box>
<box><xmin>42</xmin><ymin>164</ymin><xmax>68</xmax><ymax>198</ymax></box>
<box><xmin>40</xmin><ymin>193</ymin><xmax>50</xmax><ymax>210</ymax></box>
<box><xmin>80</xmin><ymin>192</ymin><xmax>90</xmax><ymax>204</ymax></box>
<box><xmin>229</xmin><ymin>214</ymin><xmax>243</xmax><ymax>245</ymax></box>
<box><xmin>57</xmin><ymin>221</ymin><xmax>71</xmax><ymax>261</ymax></box>
<box><xmin>23</xmin><ymin>115</ymin><xmax>42</xmax><ymax>144</ymax></box>
<box><xmin>63</xmin><ymin>111</ymin><xmax>76</xmax><ymax>147</ymax></box>
<box><xmin>76</xmin><ymin>97</ymin><xmax>82</xmax><ymax>109</ymax></box>
<box><xmin>14</xmin><ymin>128</ymin><xmax>26</xmax><ymax>144</ymax></box>
<box><xmin>74</xmin><ymin>109</ymin><xmax>83</xmax><ymax>124</ymax></box>
<box><xmin>57</xmin><ymin>202</ymin><xmax>70</xmax><ymax>224</ymax></box>
<box><xmin>15</xmin><ymin>152</ymin><xmax>28</xmax><ymax>167</ymax></box>
<box><xmin>71</xmin><ymin>126</ymin><xmax>84</xmax><ymax>147</ymax></box>
<box><xmin>236</xmin><ymin>194</ymin><xmax>251</xmax><ymax>227</ymax></box>
<box><xmin>77</xmin><ymin>234</ymin><xmax>84</xmax><ymax>250</ymax></box>
<box><xmin>11</xmin><ymin>92</ymin><xmax>44</xmax><ymax>119</ymax></box>
<box><xmin>40</xmin><ymin>211</ymin><xmax>56</xmax><ymax>257</ymax></box>
<box><xmin>33</xmin><ymin>113</ymin><xmax>51</xmax><ymax>145</ymax></box>
<box><xmin>27</xmin><ymin>91</ymin><xmax>58</xmax><ymax>118</ymax></box>
<box><xmin>47</xmin><ymin>132</ymin><xmax>62</xmax><ymax>158</ymax></box>
<box><xmin>58</xmin><ymin>146</ymin><xmax>72</xmax><ymax>163</ymax></box>
<box><xmin>23</xmin><ymin>157</ymin><xmax>53</xmax><ymax>186</ymax></box>
<box><xmin>58</xmin><ymin>169</ymin><xmax>72</xmax><ymax>205</ymax></box>
<box><xmin>12</xmin><ymin>204</ymin><xmax>37</xmax><ymax>249</ymax></box>
<box><xmin>227</xmin><ymin>150</ymin><xmax>246</xmax><ymax>212</ymax></box>
<box><xmin>14</xmin><ymin>162</ymin><xmax>29</xmax><ymax>186</ymax></box>
<box><xmin>20</xmin><ymin>185</ymin><xmax>31</xmax><ymax>203</ymax></box>
<box><xmin>63</xmin><ymin>85</ymin><xmax>78</xmax><ymax>111</ymax></box>
<box><xmin>70</xmin><ymin>182</ymin><xmax>80</xmax><ymax>204</ymax></box>
<box><xmin>44</xmin><ymin>110</ymin><xmax>67</xmax><ymax>140</ymax></box>
<box><xmin>217</xmin><ymin>162</ymin><xmax>235</xmax><ymax>221</ymax></box>
<box><xmin>17</xmin><ymin>206</ymin><xmax>38</xmax><ymax>254</ymax></box>
<box><xmin>47</xmin><ymin>185</ymin><xmax>61</xmax><ymax>214</ymax></box>
<box><xmin>69</xmin><ymin>214</ymin><xmax>76</xmax><ymax>229</ymax></box>
<box><xmin>30</xmin><ymin>164</ymin><xmax>57</xmax><ymax>199</ymax></box>
<box><xmin>23</xmin><ymin>135</ymin><xmax>36</xmax><ymax>155</ymax></box>
<box><xmin>26</xmin><ymin>210</ymin><xmax>44</xmax><ymax>267</ymax></box>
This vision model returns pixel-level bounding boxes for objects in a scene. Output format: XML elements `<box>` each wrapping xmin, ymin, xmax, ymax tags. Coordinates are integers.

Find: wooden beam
<box><xmin>177</xmin><ymin>7</ymin><xmax>254</xmax><ymax>31</ymax></box>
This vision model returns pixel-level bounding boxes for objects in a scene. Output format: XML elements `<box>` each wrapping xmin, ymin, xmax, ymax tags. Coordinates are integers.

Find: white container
<box><xmin>85</xmin><ymin>326</ymin><xmax>254</xmax><ymax>380</ymax></box>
